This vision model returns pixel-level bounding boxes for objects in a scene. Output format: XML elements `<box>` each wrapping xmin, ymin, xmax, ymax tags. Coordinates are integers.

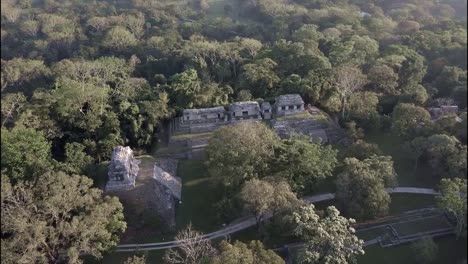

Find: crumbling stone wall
<box><xmin>153</xmin><ymin>159</ymin><xmax>181</xmax><ymax>229</ymax></box>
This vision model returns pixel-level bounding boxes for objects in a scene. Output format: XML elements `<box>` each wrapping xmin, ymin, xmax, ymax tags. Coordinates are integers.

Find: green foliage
<box><xmin>239</xmin><ymin>58</ymin><xmax>280</xmax><ymax>98</ymax></box>
<box><xmin>1</xmin><ymin>58</ymin><xmax>50</xmax><ymax>91</ymax></box>
<box><xmin>239</xmin><ymin>179</ymin><xmax>300</xmax><ymax>223</ymax></box>
<box><xmin>1</xmin><ymin>172</ymin><xmax>126</xmax><ymax>263</ymax></box>
<box><xmin>124</xmin><ymin>254</ymin><xmax>147</xmax><ymax>264</ymax></box>
<box><xmin>211</xmin><ymin>240</ymin><xmax>284</xmax><ymax>264</ymax></box>
<box><xmin>347</xmin><ymin>91</ymin><xmax>379</xmax><ymax>124</ymax></box>
<box><xmin>436</xmin><ymin>178</ymin><xmax>467</xmax><ymax>238</ymax></box>
<box><xmin>102</xmin><ymin>26</ymin><xmax>138</xmax><ymax>50</ymax></box>
<box><xmin>60</xmin><ymin>142</ymin><xmax>94</xmax><ymax>174</ymax></box>
<box><xmin>409</xmin><ymin>134</ymin><xmax>467</xmax><ymax>179</ymax></box>
<box><xmin>271</xmin><ymin>135</ymin><xmax>338</xmax><ymax>193</ymax></box>
<box><xmin>411</xmin><ymin>237</ymin><xmax>438</xmax><ymax>263</ymax></box>
<box><xmin>392</xmin><ymin>103</ymin><xmax>432</xmax><ymax>139</ymax></box>
<box><xmin>1</xmin><ymin>127</ymin><xmax>54</xmax><ymax>182</ymax></box>
<box><xmin>292</xmin><ymin>205</ymin><xmax>364</xmax><ymax>264</ymax></box>
<box><xmin>336</xmin><ymin>156</ymin><xmax>397</xmax><ymax>220</ymax></box>
<box><xmin>206</xmin><ymin>122</ymin><xmax>279</xmax><ymax>188</ymax></box>
<box><xmin>344</xmin><ymin>140</ymin><xmax>383</xmax><ymax>161</ymax></box>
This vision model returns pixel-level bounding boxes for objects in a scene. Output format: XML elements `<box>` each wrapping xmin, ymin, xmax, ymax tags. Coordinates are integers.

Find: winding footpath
<box><xmin>115</xmin><ymin>187</ymin><xmax>440</xmax><ymax>252</ymax></box>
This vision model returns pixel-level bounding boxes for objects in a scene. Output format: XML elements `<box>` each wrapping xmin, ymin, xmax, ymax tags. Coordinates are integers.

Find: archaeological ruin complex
<box><xmin>162</xmin><ymin>94</ymin><xmax>351</xmax><ymax>160</ymax></box>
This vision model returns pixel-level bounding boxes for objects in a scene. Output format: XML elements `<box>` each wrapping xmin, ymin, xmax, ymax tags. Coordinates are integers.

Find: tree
<box><xmin>124</xmin><ymin>254</ymin><xmax>147</xmax><ymax>264</ymax></box>
<box><xmin>415</xmin><ymin>134</ymin><xmax>467</xmax><ymax>179</ymax></box>
<box><xmin>102</xmin><ymin>26</ymin><xmax>137</xmax><ymax>50</ymax></box>
<box><xmin>164</xmin><ymin>224</ymin><xmax>215</xmax><ymax>264</ymax></box>
<box><xmin>367</xmin><ymin>65</ymin><xmax>399</xmax><ymax>96</ymax></box>
<box><xmin>271</xmin><ymin>135</ymin><xmax>338</xmax><ymax>192</ymax></box>
<box><xmin>1</xmin><ymin>127</ymin><xmax>54</xmax><ymax>182</ymax></box>
<box><xmin>236</xmin><ymin>90</ymin><xmax>253</xmax><ymax>101</ymax></box>
<box><xmin>344</xmin><ymin>140</ymin><xmax>383</xmax><ymax>161</ymax></box>
<box><xmin>1</xmin><ymin>92</ymin><xmax>26</xmax><ymax>127</ymax></box>
<box><xmin>60</xmin><ymin>142</ymin><xmax>94</xmax><ymax>174</ymax></box>
<box><xmin>399</xmin><ymin>84</ymin><xmax>429</xmax><ymax>106</ymax></box>
<box><xmin>411</xmin><ymin>237</ymin><xmax>438</xmax><ymax>263</ymax></box>
<box><xmin>347</xmin><ymin>91</ymin><xmax>379</xmax><ymax>125</ymax></box>
<box><xmin>238</xmin><ymin>58</ymin><xmax>280</xmax><ymax>98</ymax></box>
<box><xmin>211</xmin><ymin>240</ymin><xmax>284</xmax><ymax>264</ymax></box>
<box><xmin>332</xmin><ymin>65</ymin><xmax>367</xmax><ymax>119</ymax></box>
<box><xmin>37</xmin><ymin>14</ymin><xmax>76</xmax><ymax>43</ymax></box>
<box><xmin>240</xmin><ymin>179</ymin><xmax>299</xmax><ymax>225</ymax></box>
<box><xmin>436</xmin><ymin>178</ymin><xmax>467</xmax><ymax>238</ymax></box>
<box><xmin>1</xmin><ymin>172</ymin><xmax>126</xmax><ymax>263</ymax></box>
<box><xmin>1</xmin><ymin>58</ymin><xmax>50</xmax><ymax>91</ymax></box>
<box><xmin>206</xmin><ymin>122</ymin><xmax>279</xmax><ymax>187</ymax></box>
<box><xmin>292</xmin><ymin>205</ymin><xmax>364</xmax><ymax>264</ymax></box>
<box><xmin>392</xmin><ymin>103</ymin><xmax>432</xmax><ymax>139</ymax></box>
<box><xmin>336</xmin><ymin>156</ymin><xmax>397</xmax><ymax>220</ymax></box>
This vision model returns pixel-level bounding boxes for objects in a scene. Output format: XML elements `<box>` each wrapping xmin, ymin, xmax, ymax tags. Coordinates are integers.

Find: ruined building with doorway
<box><xmin>105</xmin><ymin>146</ymin><xmax>141</xmax><ymax>192</ymax></box>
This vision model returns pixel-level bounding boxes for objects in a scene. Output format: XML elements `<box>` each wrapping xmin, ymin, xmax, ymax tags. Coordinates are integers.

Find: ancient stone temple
<box><xmin>153</xmin><ymin>159</ymin><xmax>182</xmax><ymax>228</ymax></box>
<box><xmin>105</xmin><ymin>146</ymin><xmax>140</xmax><ymax>192</ymax></box>
<box><xmin>274</xmin><ymin>94</ymin><xmax>305</xmax><ymax>116</ymax></box>
<box><xmin>228</xmin><ymin>101</ymin><xmax>261</xmax><ymax>120</ymax></box>
<box><xmin>182</xmin><ymin>107</ymin><xmax>226</xmax><ymax>124</ymax></box>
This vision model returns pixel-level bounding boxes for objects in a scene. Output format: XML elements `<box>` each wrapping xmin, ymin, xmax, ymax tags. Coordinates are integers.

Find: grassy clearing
<box><xmin>389</xmin><ymin>194</ymin><xmax>436</xmax><ymax>215</ymax></box>
<box><xmin>176</xmin><ymin>160</ymin><xmax>223</xmax><ymax>232</ymax></box>
<box><xmin>394</xmin><ymin>215</ymin><xmax>450</xmax><ymax>236</ymax></box>
<box><xmin>154</xmin><ymin>145</ymin><xmax>188</xmax><ymax>155</ymax></box>
<box><xmin>275</xmin><ymin>111</ymin><xmax>312</xmax><ymax>121</ymax></box>
<box><xmin>357</xmin><ymin>236</ymin><xmax>467</xmax><ymax>264</ymax></box>
<box><xmin>170</xmin><ymin>131</ymin><xmax>213</xmax><ymax>141</ymax></box>
<box><xmin>365</xmin><ymin>132</ymin><xmax>439</xmax><ymax>188</ymax></box>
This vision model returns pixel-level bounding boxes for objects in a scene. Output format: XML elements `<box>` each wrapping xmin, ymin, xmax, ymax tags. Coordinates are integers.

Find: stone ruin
<box><xmin>274</xmin><ymin>94</ymin><xmax>305</xmax><ymax>116</ymax></box>
<box><xmin>105</xmin><ymin>146</ymin><xmax>141</xmax><ymax>192</ymax></box>
<box><xmin>428</xmin><ymin>105</ymin><xmax>459</xmax><ymax>120</ymax></box>
<box><xmin>229</xmin><ymin>101</ymin><xmax>262</xmax><ymax>120</ymax></box>
<box><xmin>153</xmin><ymin>159</ymin><xmax>182</xmax><ymax>228</ymax></box>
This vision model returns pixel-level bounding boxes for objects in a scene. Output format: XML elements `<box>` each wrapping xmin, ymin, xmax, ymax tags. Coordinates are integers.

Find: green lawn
<box><xmin>154</xmin><ymin>145</ymin><xmax>188</xmax><ymax>155</ymax></box>
<box><xmin>357</xmin><ymin>236</ymin><xmax>467</xmax><ymax>264</ymax></box>
<box><xmin>388</xmin><ymin>193</ymin><xmax>437</xmax><ymax>215</ymax></box>
<box><xmin>175</xmin><ymin>160</ymin><xmax>223</xmax><ymax>232</ymax></box>
<box><xmin>365</xmin><ymin>132</ymin><xmax>439</xmax><ymax>188</ymax></box>
<box><xmin>170</xmin><ymin>131</ymin><xmax>212</xmax><ymax>141</ymax></box>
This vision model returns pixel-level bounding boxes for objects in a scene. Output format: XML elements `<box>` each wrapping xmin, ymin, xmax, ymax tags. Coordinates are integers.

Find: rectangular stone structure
<box><xmin>182</xmin><ymin>107</ymin><xmax>226</xmax><ymax>124</ymax></box>
<box><xmin>229</xmin><ymin>101</ymin><xmax>261</xmax><ymax>120</ymax></box>
<box><xmin>105</xmin><ymin>146</ymin><xmax>140</xmax><ymax>192</ymax></box>
<box><xmin>274</xmin><ymin>94</ymin><xmax>305</xmax><ymax>116</ymax></box>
